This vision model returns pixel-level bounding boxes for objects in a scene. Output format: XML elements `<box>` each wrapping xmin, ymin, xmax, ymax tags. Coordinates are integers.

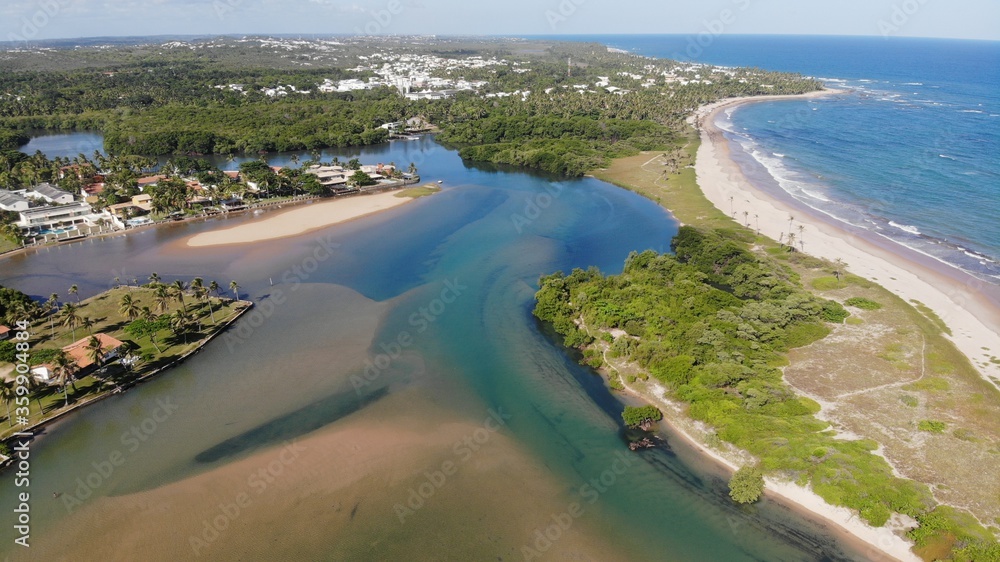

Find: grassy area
<box><xmin>590</xmin><ymin>126</ymin><xmax>1000</xmax><ymax>559</ymax></box>
<box><xmin>395</xmin><ymin>184</ymin><xmax>441</xmax><ymax>198</ymax></box>
<box><xmin>0</xmin><ymin>237</ymin><xmax>19</xmax><ymax>255</ymax></box>
<box><xmin>1</xmin><ymin>286</ymin><xmax>246</xmax><ymax>440</ymax></box>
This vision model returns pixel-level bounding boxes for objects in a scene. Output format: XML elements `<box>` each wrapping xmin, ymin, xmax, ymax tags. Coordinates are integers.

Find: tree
<box><xmin>347</xmin><ymin>158</ymin><xmax>361</xmax><ymax>170</ymax></box>
<box><xmin>52</xmin><ymin>351</ymin><xmax>77</xmax><ymax>406</ymax></box>
<box><xmin>61</xmin><ymin>302</ymin><xmax>81</xmax><ymax>341</ymax></box>
<box><xmin>119</xmin><ymin>293</ymin><xmax>139</xmax><ymax>322</ymax></box>
<box><xmin>148</xmin><ymin>272</ymin><xmax>161</xmax><ymax>286</ymax></box>
<box><xmin>208</xmin><ymin>280</ymin><xmax>221</xmax><ymax>298</ymax></box>
<box><xmin>153</xmin><ymin>285</ymin><xmax>171</xmax><ymax>314</ymax></box>
<box><xmin>86</xmin><ymin>335</ymin><xmax>105</xmax><ymax>369</ymax></box>
<box><xmin>0</xmin><ymin>378</ymin><xmax>14</xmax><ymax>427</ymax></box>
<box><xmin>349</xmin><ymin>170</ymin><xmax>376</xmax><ymax>187</ymax></box>
<box><xmin>621</xmin><ymin>405</ymin><xmax>663</xmax><ymax>428</ymax></box>
<box><xmin>171</xmin><ymin>309</ymin><xmax>194</xmax><ymax>344</ymax></box>
<box><xmin>729</xmin><ymin>465</ymin><xmax>764</xmax><ymax>504</ymax></box>
<box><xmin>69</xmin><ymin>284</ymin><xmax>79</xmax><ymax>303</ymax></box>
<box><xmin>230</xmin><ymin>281</ymin><xmax>241</xmax><ymax>301</ymax></box>
<box><xmin>81</xmin><ymin>316</ymin><xmax>94</xmax><ymax>336</ymax></box>
<box><xmin>170</xmin><ymin>279</ymin><xmax>187</xmax><ymax>311</ymax></box>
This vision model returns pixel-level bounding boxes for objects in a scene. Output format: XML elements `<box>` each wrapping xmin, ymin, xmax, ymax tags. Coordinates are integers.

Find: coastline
<box><xmin>185</xmin><ymin>190</ymin><xmax>417</xmax><ymax>247</ymax></box>
<box><xmin>616</xmin><ymin>376</ymin><xmax>918</xmax><ymax>562</ymax></box>
<box><xmin>695</xmin><ymin>93</ymin><xmax>1000</xmax><ymax>386</ymax></box>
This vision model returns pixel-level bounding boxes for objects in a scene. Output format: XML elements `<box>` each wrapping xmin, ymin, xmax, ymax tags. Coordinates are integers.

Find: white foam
<box><xmin>889</xmin><ymin>221</ymin><xmax>921</xmax><ymax>235</ymax></box>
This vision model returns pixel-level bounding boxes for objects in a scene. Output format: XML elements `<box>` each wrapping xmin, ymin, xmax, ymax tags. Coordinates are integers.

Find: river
<box><xmin>0</xmin><ymin>134</ymin><xmax>876</xmax><ymax>560</ymax></box>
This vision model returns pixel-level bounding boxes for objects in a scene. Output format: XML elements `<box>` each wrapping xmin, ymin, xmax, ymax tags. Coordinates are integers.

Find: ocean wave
<box><xmin>888</xmin><ymin>221</ymin><xmax>921</xmax><ymax>235</ymax></box>
<box><xmin>903</xmin><ymin>82</ymin><xmax>924</xmax><ymax>86</ymax></box>
<box><xmin>802</xmin><ymin>189</ymin><xmax>830</xmax><ymax>202</ymax></box>
<box><xmin>959</xmin><ymin>109</ymin><xmax>984</xmax><ymax>114</ymax></box>
<box><xmin>939</xmin><ymin>154</ymin><xmax>957</xmax><ymax>160</ymax></box>
<box><xmin>773</xmin><ymin>153</ymin><xmax>785</xmax><ymax>158</ymax></box>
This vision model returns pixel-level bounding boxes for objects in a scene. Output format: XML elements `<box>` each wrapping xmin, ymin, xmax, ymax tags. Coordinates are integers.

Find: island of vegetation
<box><xmin>0</xmin><ymin>276</ymin><xmax>250</xmax><ymax>444</ymax></box>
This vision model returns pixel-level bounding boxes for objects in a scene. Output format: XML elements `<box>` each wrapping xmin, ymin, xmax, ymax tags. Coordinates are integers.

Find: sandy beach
<box><xmin>694</xmin><ymin>92</ymin><xmax>1000</xmax><ymax>387</ymax></box>
<box><xmin>186</xmin><ymin>191</ymin><xmax>416</xmax><ymax>247</ymax></box>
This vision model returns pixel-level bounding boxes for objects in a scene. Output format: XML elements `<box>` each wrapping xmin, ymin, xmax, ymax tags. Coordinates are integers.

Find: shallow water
<box><xmin>0</xmin><ymin>137</ymin><xmax>874</xmax><ymax>560</ymax></box>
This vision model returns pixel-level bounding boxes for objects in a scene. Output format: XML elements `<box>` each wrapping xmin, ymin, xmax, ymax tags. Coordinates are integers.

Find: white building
<box><xmin>0</xmin><ymin>191</ymin><xmax>29</xmax><ymax>212</ymax></box>
<box><xmin>26</xmin><ymin>183</ymin><xmax>74</xmax><ymax>204</ymax></box>
<box><xmin>18</xmin><ymin>202</ymin><xmax>95</xmax><ymax>232</ymax></box>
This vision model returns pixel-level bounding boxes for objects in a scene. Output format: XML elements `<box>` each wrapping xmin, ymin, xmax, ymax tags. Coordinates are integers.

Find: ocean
<box><xmin>570</xmin><ymin>34</ymin><xmax>1000</xmax><ymax>283</ymax></box>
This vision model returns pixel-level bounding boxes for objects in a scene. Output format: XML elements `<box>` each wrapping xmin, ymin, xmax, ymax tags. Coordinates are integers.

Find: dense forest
<box><xmin>0</xmin><ymin>37</ymin><xmax>819</xmax><ymax>175</ymax></box>
<box><xmin>534</xmin><ymin>226</ymin><xmax>999</xmax><ymax>561</ymax></box>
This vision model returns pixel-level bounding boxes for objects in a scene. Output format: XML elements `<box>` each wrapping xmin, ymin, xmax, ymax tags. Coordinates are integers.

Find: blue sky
<box><xmin>2</xmin><ymin>0</ymin><xmax>998</xmax><ymax>42</ymax></box>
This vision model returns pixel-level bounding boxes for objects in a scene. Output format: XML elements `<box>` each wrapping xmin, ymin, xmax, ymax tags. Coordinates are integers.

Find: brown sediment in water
<box><xmin>19</xmin><ymin>389</ymin><xmax>631</xmax><ymax>562</ymax></box>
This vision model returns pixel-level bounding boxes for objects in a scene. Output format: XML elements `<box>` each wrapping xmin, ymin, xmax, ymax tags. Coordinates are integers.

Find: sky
<box><xmin>2</xmin><ymin>0</ymin><xmax>999</xmax><ymax>42</ymax></box>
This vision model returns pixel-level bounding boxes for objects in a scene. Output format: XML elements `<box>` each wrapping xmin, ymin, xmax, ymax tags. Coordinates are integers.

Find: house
<box><xmin>306</xmin><ymin>165</ymin><xmax>350</xmax><ymax>187</ymax></box>
<box><xmin>26</xmin><ymin>183</ymin><xmax>74</xmax><ymax>205</ymax></box>
<box><xmin>30</xmin><ymin>364</ymin><xmax>55</xmax><ymax>383</ymax></box>
<box><xmin>0</xmin><ymin>325</ymin><xmax>10</xmax><ymax>340</ymax></box>
<box><xmin>61</xmin><ymin>333</ymin><xmax>124</xmax><ymax>371</ymax></box>
<box><xmin>136</xmin><ymin>175</ymin><xmax>168</xmax><ymax>191</ymax></box>
<box><xmin>17</xmin><ymin>202</ymin><xmax>95</xmax><ymax>232</ymax></box>
<box><xmin>0</xmin><ymin>191</ymin><xmax>29</xmax><ymax>212</ymax></box>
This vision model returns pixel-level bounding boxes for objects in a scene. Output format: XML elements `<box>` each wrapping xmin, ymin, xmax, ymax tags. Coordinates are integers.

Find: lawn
<box><xmin>1</xmin><ymin>286</ymin><xmax>247</xmax><ymax>439</ymax></box>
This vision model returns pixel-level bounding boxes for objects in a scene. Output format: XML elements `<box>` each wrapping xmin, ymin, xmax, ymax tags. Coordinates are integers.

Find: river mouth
<box><xmin>1</xmin><ymin>136</ymin><xmax>872</xmax><ymax>561</ymax></box>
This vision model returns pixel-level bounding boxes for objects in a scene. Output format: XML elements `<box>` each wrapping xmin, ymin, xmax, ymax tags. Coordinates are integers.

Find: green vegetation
<box><xmin>0</xmin><ymin>282</ymin><xmax>246</xmax><ymax>440</ymax></box>
<box><xmin>917</xmin><ymin>420</ymin><xmax>948</xmax><ymax>433</ymax></box>
<box><xmin>621</xmin><ymin>405</ymin><xmax>663</xmax><ymax>428</ymax></box>
<box><xmin>845</xmin><ymin>297</ymin><xmax>883</xmax><ymax>310</ymax></box>
<box><xmin>729</xmin><ymin>465</ymin><xmax>765</xmax><ymax>504</ymax></box>
<box><xmin>395</xmin><ymin>185</ymin><xmax>441</xmax><ymax>199</ymax></box>
<box><xmin>534</xmin><ymin>226</ymin><xmax>925</xmax><ymax>527</ymax></box>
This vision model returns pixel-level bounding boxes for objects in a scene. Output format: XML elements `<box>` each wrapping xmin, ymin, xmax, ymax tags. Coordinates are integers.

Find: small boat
<box><xmin>437</xmin><ymin>180</ymin><xmax>443</xmax><ymax>184</ymax></box>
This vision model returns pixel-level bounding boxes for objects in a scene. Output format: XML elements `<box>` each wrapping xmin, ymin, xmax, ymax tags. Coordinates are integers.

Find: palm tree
<box><xmin>153</xmin><ymin>285</ymin><xmax>171</xmax><ymax>314</ymax></box>
<box><xmin>148</xmin><ymin>272</ymin><xmax>161</xmax><ymax>286</ymax></box>
<box><xmin>46</xmin><ymin>293</ymin><xmax>59</xmax><ymax>336</ymax></box>
<box><xmin>209</xmin><ymin>280</ymin><xmax>221</xmax><ymax>298</ymax></box>
<box><xmin>754</xmin><ymin>214</ymin><xmax>760</xmax><ymax>235</ymax></box>
<box><xmin>230</xmin><ymin>281</ymin><xmax>241</xmax><ymax>301</ymax></box>
<box><xmin>729</xmin><ymin>196</ymin><xmax>735</xmax><ymax>218</ymax></box>
<box><xmin>61</xmin><ymin>303</ymin><xmax>81</xmax><ymax>341</ymax></box>
<box><xmin>170</xmin><ymin>279</ymin><xmax>187</xmax><ymax>311</ymax></box>
<box><xmin>139</xmin><ymin>306</ymin><xmax>155</xmax><ymax>322</ymax></box>
<box><xmin>171</xmin><ymin>310</ymin><xmax>193</xmax><ymax>345</ymax></box>
<box><xmin>119</xmin><ymin>294</ymin><xmax>140</xmax><ymax>322</ymax></box>
<box><xmin>787</xmin><ymin>215</ymin><xmax>795</xmax><ymax>235</ymax></box>
<box><xmin>113</xmin><ymin>276</ymin><xmax>121</xmax><ymax>289</ymax></box>
<box><xmin>52</xmin><ymin>352</ymin><xmax>77</xmax><ymax>406</ymax></box>
<box><xmin>191</xmin><ymin>278</ymin><xmax>214</xmax><ymax>323</ymax></box>
<box><xmin>743</xmin><ymin>210</ymin><xmax>750</xmax><ymax>227</ymax></box>
<box><xmin>798</xmin><ymin>224</ymin><xmax>805</xmax><ymax>251</ymax></box>
<box><xmin>0</xmin><ymin>379</ymin><xmax>15</xmax><ymax>427</ymax></box>
<box><xmin>786</xmin><ymin>232</ymin><xmax>796</xmax><ymax>252</ymax></box>
<box><xmin>81</xmin><ymin>316</ymin><xmax>94</xmax><ymax>336</ymax></box>
<box><xmin>86</xmin><ymin>336</ymin><xmax>105</xmax><ymax>369</ymax></box>
<box><xmin>69</xmin><ymin>284</ymin><xmax>80</xmax><ymax>303</ymax></box>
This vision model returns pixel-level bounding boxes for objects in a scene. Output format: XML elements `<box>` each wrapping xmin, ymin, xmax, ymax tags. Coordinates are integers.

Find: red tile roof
<box><xmin>62</xmin><ymin>333</ymin><xmax>124</xmax><ymax>370</ymax></box>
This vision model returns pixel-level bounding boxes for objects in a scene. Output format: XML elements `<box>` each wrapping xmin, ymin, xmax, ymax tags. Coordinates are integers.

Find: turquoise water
<box><xmin>0</xmin><ymin>137</ymin><xmax>872</xmax><ymax>560</ymax></box>
<box><xmin>566</xmin><ymin>35</ymin><xmax>1000</xmax><ymax>283</ymax></box>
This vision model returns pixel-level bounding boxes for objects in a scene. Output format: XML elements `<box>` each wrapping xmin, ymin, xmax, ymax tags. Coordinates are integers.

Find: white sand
<box><xmin>622</xmin><ymin>379</ymin><xmax>919</xmax><ymax>562</ymax></box>
<box><xmin>186</xmin><ymin>191</ymin><xmax>415</xmax><ymax>247</ymax></box>
<box><xmin>694</xmin><ymin>93</ymin><xmax>1000</xmax><ymax>387</ymax></box>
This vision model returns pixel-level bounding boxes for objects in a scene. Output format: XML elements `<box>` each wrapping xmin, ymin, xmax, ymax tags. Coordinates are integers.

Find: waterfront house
<box><xmin>26</xmin><ymin>183</ymin><xmax>75</xmax><ymax>205</ymax></box>
<box><xmin>17</xmin><ymin>202</ymin><xmax>96</xmax><ymax>233</ymax></box>
<box><xmin>0</xmin><ymin>191</ymin><xmax>29</xmax><ymax>212</ymax></box>
<box><xmin>0</xmin><ymin>325</ymin><xmax>10</xmax><ymax>340</ymax></box>
<box><xmin>62</xmin><ymin>333</ymin><xmax>124</xmax><ymax>372</ymax></box>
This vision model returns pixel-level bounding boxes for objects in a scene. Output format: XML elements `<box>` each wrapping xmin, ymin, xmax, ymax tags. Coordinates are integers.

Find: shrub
<box><xmin>918</xmin><ymin>420</ymin><xmax>947</xmax><ymax>433</ymax></box>
<box><xmin>622</xmin><ymin>405</ymin><xmax>662</xmax><ymax>428</ymax></box>
<box><xmin>845</xmin><ymin>297</ymin><xmax>882</xmax><ymax>310</ymax></box>
<box><xmin>729</xmin><ymin>465</ymin><xmax>764</xmax><ymax>504</ymax></box>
